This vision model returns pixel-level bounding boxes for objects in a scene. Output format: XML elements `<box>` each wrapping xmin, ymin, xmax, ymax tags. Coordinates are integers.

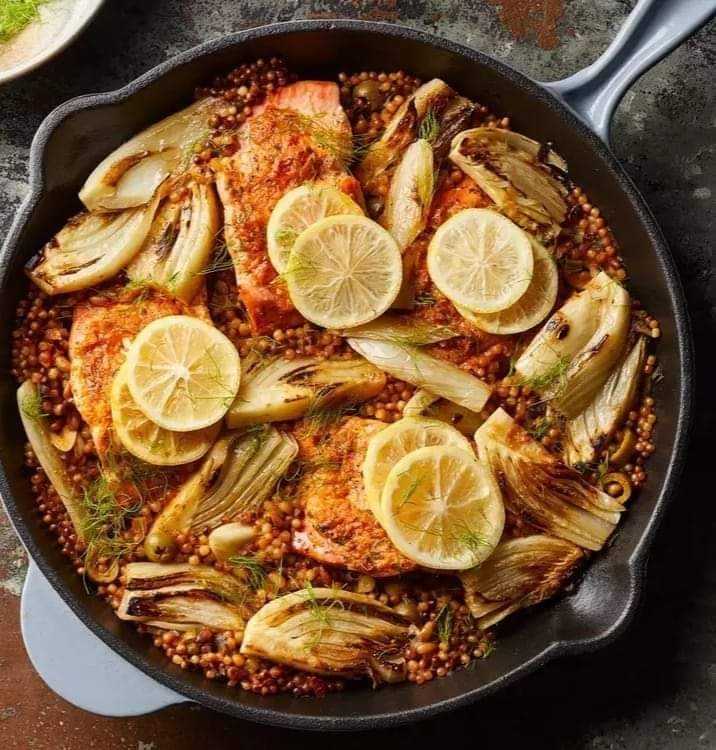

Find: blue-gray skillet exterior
<box><xmin>0</xmin><ymin>20</ymin><xmax>694</xmax><ymax>731</ymax></box>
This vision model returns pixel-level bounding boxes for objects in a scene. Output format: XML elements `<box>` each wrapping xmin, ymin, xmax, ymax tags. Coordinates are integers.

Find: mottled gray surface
<box><xmin>0</xmin><ymin>1</ymin><xmax>714</xmax><ymax>748</ymax></box>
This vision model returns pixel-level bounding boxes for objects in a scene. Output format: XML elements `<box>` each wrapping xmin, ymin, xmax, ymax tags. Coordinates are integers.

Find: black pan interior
<box><xmin>0</xmin><ymin>21</ymin><xmax>692</xmax><ymax>731</ymax></box>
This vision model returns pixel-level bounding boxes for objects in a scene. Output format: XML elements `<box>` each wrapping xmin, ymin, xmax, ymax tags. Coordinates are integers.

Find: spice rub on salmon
<box><xmin>215</xmin><ymin>81</ymin><xmax>363</xmax><ymax>335</ymax></box>
<box><xmin>292</xmin><ymin>416</ymin><xmax>416</xmax><ymax>577</ymax></box>
<box><xmin>69</xmin><ymin>286</ymin><xmax>205</xmax><ymax>458</ymax></box>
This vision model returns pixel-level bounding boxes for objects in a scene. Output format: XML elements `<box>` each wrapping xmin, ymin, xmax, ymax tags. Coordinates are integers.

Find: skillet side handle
<box><xmin>540</xmin><ymin>0</ymin><xmax>716</xmax><ymax>143</ymax></box>
<box><xmin>21</xmin><ymin>562</ymin><xmax>188</xmax><ymax>716</ymax></box>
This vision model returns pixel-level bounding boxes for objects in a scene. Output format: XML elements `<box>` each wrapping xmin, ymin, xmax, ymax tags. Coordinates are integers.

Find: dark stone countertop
<box><xmin>0</xmin><ymin>2</ymin><xmax>713</xmax><ymax>748</ymax></box>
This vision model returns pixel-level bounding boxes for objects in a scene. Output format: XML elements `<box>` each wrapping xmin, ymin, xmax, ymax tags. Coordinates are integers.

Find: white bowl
<box><xmin>0</xmin><ymin>0</ymin><xmax>105</xmax><ymax>85</ymax></box>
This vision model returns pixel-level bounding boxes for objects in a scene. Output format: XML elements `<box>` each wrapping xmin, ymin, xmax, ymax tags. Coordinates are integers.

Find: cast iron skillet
<box><xmin>0</xmin><ymin>2</ymin><xmax>708</xmax><ymax>730</ymax></box>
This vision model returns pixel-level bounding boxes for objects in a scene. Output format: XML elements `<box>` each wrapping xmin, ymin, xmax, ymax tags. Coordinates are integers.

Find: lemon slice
<box><xmin>285</xmin><ymin>215</ymin><xmax>403</xmax><ymax>329</ymax></box>
<box><xmin>126</xmin><ymin>315</ymin><xmax>240</xmax><ymax>432</ymax></box>
<box><xmin>380</xmin><ymin>445</ymin><xmax>504</xmax><ymax>570</ymax></box>
<box><xmin>267</xmin><ymin>184</ymin><xmax>363</xmax><ymax>273</ymax></box>
<box><xmin>362</xmin><ymin>417</ymin><xmax>472</xmax><ymax>521</ymax></box>
<box><xmin>111</xmin><ymin>362</ymin><xmax>220</xmax><ymax>466</ymax></box>
<box><xmin>456</xmin><ymin>238</ymin><xmax>558</xmax><ymax>334</ymax></box>
<box><xmin>427</xmin><ymin>208</ymin><xmax>533</xmax><ymax>313</ymax></box>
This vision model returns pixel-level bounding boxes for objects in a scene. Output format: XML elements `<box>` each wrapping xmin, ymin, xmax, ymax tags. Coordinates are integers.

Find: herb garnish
<box><xmin>452</xmin><ymin>521</ymin><xmax>492</xmax><ymax>562</ymax></box>
<box><xmin>229</xmin><ymin>555</ymin><xmax>267</xmax><ymax>590</ymax></box>
<box><xmin>186</xmin><ymin>343</ymin><xmax>237</xmax><ymax>409</ymax></box>
<box><xmin>303</xmin><ymin>387</ymin><xmax>359</xmax><ymax>437</ymax></box>
<box><xmin>195</xmin><ymin>235</ymin><xmax>233</xmax><ymax>276</ymax></box>
<box><xmin>394</xmin><ymin>471</ymin><xmax>426</xmax><ymax>512</ymax></box>
<box><xmin>123</xmin><ymin>277</ymin><xmax>154</xmax><ymax>304</ymax></box>
<box><xmin>595</xmin><ymin>454</ymin><xmax>610</xmax><ymax>482</ymax></box>
<box><xmin>80</xmin><ymin>476</ymin><xmax>142</xmax><ymax>578</ymax></box>
<box><xmin>518</xmin><ymin>355</ymin><xmax>570</xmax><ymax>393</ymax></box>
<box><xmin>272</xmin><ymin>110</ymin><xmax>370</xmax><ymax>167</ymax></box>
<box><xmin>0</xmin><ymin>0</ymin><xmax>47</xmax><ymax>43</ymax></box>
<box><xmin>436</xmin><ymin>603</ymin><xmax>453</xmax><ymax>644</ymax></box>
<box><xmin>528</xmin><ymin>416</ymin><xmax>552</xmax><ymax>441</ymax></box>
<box><xmin>303</xmin><ymin>581</ymin><xmax>343</xmax><ymax>650</ymax></box>
<box><xmin>281</xmin><ymin>457</ymin><xmax>341</xmax><ymax>484</ymax></box>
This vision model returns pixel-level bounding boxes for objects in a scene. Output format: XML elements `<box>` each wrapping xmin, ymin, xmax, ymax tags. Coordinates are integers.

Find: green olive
<box><xmin>85</xmin><ymin>552</ymin><xmax>119</xmax><ymax>584</ymax></box>
<box><xmin>610</xmin><ymin>427</ymin><xmax>637</xmax><ymax>467</ymax></box>
<box><xmin>353</xmin><ymin>79</ymin><xmax>382</xmax><ymax>110</ymax></box>
<box><xmin>600</xmin><ymin>472</ymin><xmax>632</xmax><ymax>503</ymax></box>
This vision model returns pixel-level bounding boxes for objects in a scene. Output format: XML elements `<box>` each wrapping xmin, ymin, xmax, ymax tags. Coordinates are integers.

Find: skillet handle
<box><xmin>21</xmin><ymin>562</ymin><xmax>187</xmax><ymax>716</ymax></box>
<box><xmin>540</xmin><ymin>0</ymin><xmax>716</xmax><ymax>143</ymax></box>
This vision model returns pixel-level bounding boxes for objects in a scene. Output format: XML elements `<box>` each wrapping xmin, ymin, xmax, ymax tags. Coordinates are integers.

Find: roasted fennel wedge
<box><xmin>347</xmin><ymin>337</ymin><xmax>491</xmax><ymax>413</ymax></box>
<box><xmin>338</xmin><ymin>314</ymin><xmax>459</xmax><ymax>346</ymax></box>
<box><xmin>241</xmin><ymin>588</ymin><xmax>411</xmax><ymax>682</ymax></box>
<box><xmin>566</xmin><ymin>337</ymin><xmax>646</xmax><ymax>466</ymax></box>
<box><xmin>449</xmin><ymin>128</ymin><xmax>568</xmax><ymax>240</ymax></box>
<box><xmin>19</xmin><ymin>396</ymin><xmax>134</xmax><ymax>584</ymax></box>
<box><xmin>475</xmin><ymin>409</ymin><xmax>624</xmax><ymax>550</ymax></box>
<box><xmin>126</xmin><ymin>182</ymin><xmax>220</xmax><ymax>300</ymax></box>
<box><xmin>403</xmin><ymin>389</ymin><xmax>484</xmax><ymax>435</ymax></box>
<box><xmin>17</xmin><ymin>381</ymin><xmax>87</xmax><ymax>540</ymax></box>
<box><xmin>27</xmin><ymin>198</ymin><xmax>159</xmax><ymax>295</ymax></box>
<box><xmin>357</xmin><ymin>79</ymin><xmax>452</xmax><ymax>201</ymax></box>
<box><xmin>357</xmin><ymin>79</ymin><xmax>473</xmax><ymax>216</ymax></box>
<box><xmin>117</xmin><ymin>562</ymin><xmax>255</xmax><ymax>631</ymax></box>
<box><xmin>379</xmin><ymin>138</ymin><xmax>433</xmax><ymax>308</ymax></box>
<box><xmin>226</xmin><ymin>354</ymin><xmax>385</xmax><ymax>428</ymax></box>
<box><xmin>80</xmin><ymin>98</ymin><xmax>219</xmax><ymax>211</ymax></box>
<box><xmin>515</xmin><ymin>272</ymin><xmax>630</xmax><ymax>418</ymax></box>
<box><xmin>459</xmin><ymin>535</ymin><xmax>584</xmax><ymax>628</ymax></box>
<box><xmin>144</xmin><ymin>428</ymin><xmax>297</xmax><ymax>561</ymax></box>
<box><xmin>380</xmin><ymin>138</ymin><xmax>434</xmax><ymax>251</ymax></box>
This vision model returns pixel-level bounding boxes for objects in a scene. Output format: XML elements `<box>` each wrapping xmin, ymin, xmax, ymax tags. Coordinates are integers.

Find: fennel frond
<box><xmin>195</xmin><ymin>234</ymin><xmax>233</xmax><ymax>276</ymax></box>
<box><xmin>527</xmin><ymin>416</ymin><xmax>552</xmax><ymax>441</ymax></box>
<box><xmin>436</xmin><ymin>603</ymin><xmax>453</xmax><ymax>644</ymax></box>
<box><xmin>81</xmin><ymin>477</ymin><xmax>142</xmax><ymax>574</ymax></box>
<box><xmin>303</xmin><ymin>391</ymin><xmax>359</xmax><ymax>437</ymax></box>
<box><xmin>229</xmin><ymin>555</ymin><xmax>267</xmax><ymax>590</ymax></box>
<box><xmin>518</xmin><ymin>355</ymin><xmax>570</xmax><ymax>393</ymax></box>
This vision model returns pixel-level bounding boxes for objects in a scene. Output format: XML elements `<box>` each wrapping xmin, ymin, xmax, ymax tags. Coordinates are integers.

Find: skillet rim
<box><xmin>0</xmin><ymin>18</ymin><xmax>694</xmax><ymax>731</ymax></box>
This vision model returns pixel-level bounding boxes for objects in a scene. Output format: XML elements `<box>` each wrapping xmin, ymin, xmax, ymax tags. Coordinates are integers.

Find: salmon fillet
<box><xmin>215</xmin><ymin>81</ymin><xmax>363</xmax><ymax>334</ymax></box>
<box><xmin>69</xmin><ymin>286</ymin><xmax>203</xmax><ymax>458</ymax></box>
<box><xmin>292</xmin><ymin>417</ymin><xmax>416</xmax><ymax>577</ymax></box>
